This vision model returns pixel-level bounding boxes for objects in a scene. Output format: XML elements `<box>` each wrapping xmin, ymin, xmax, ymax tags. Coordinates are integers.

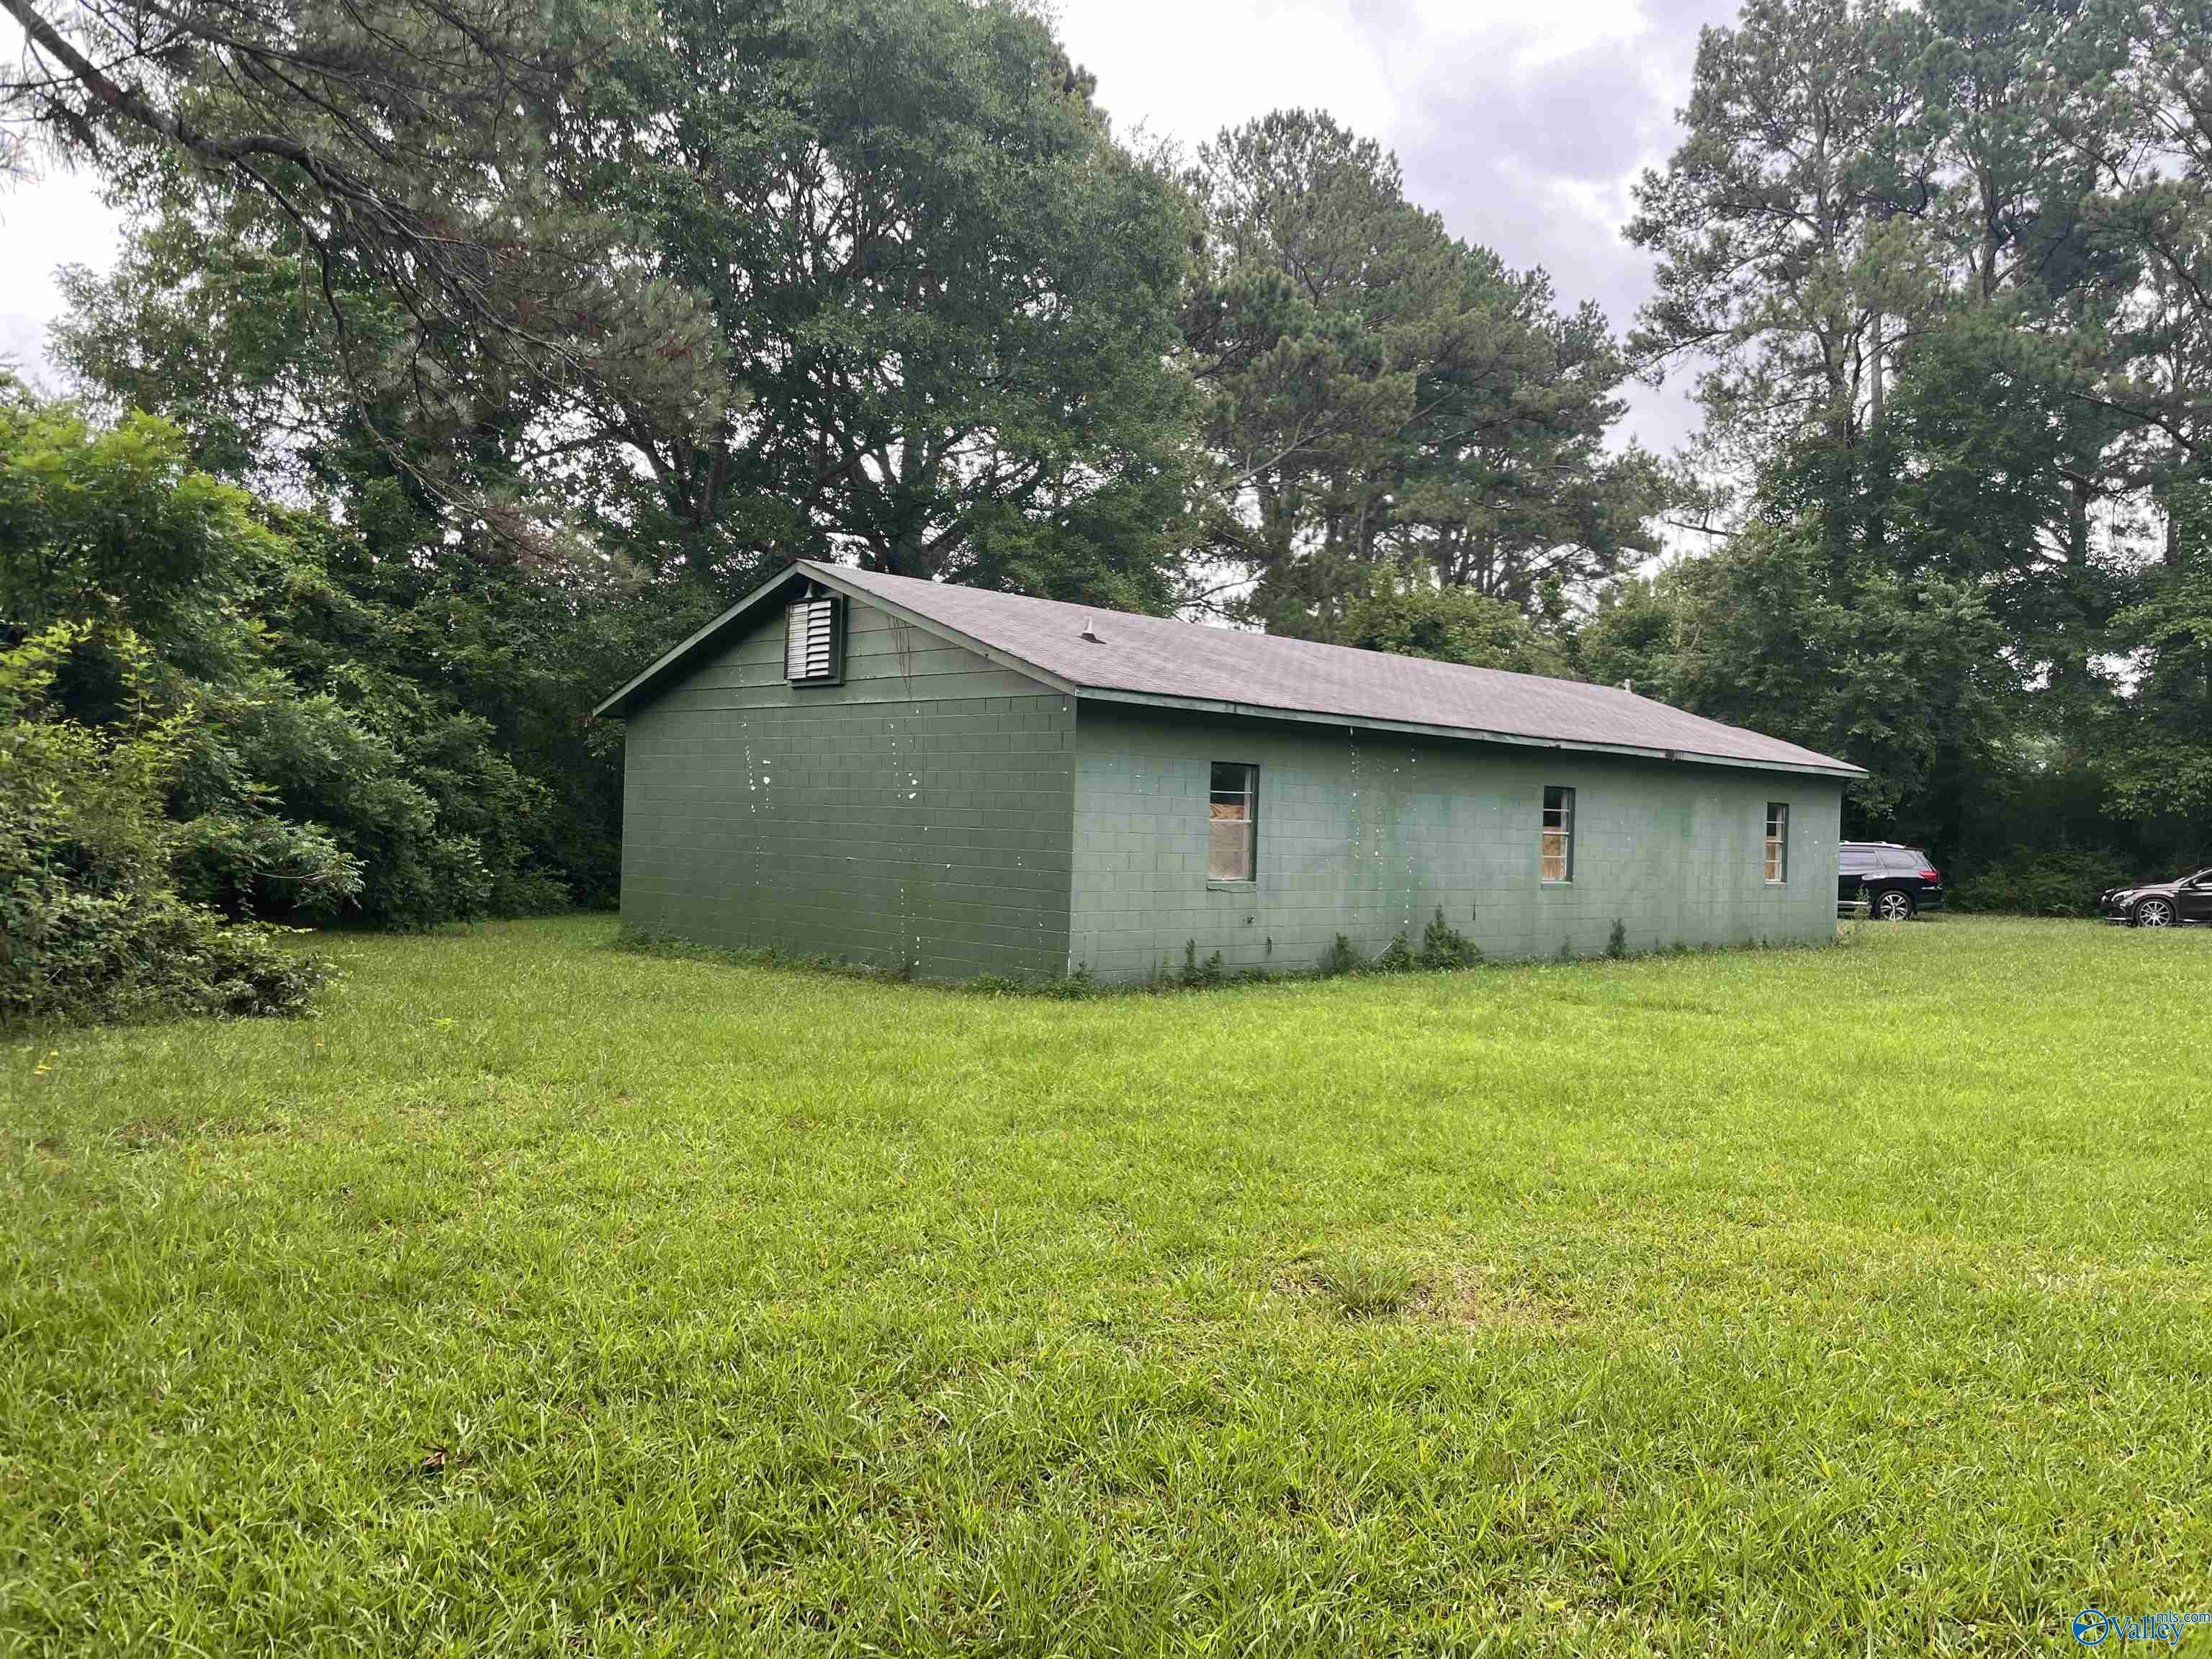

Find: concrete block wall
<box><xmin>1069</xmin><ymin>704</ymin><xmax>1843</xmax><ymax>983</ymax></box>
<box><xmin>613</xmin><ymin>589</ymin><xmax>1847</xmax><ymax>984</ymax></box>
<box><xmin>619</xmin><ymin>597</ymin><xmax>1076</xmax><ymax>978</ymax></box>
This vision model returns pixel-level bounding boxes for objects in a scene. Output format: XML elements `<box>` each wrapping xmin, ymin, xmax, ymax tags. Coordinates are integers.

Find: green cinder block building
<box><xmin>595</xmin><ymin>562</ymin><xmax>1866</xmax><ymax>982</ymax></box>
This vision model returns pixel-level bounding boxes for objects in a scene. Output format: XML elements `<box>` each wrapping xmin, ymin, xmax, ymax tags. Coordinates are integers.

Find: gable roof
<box><xmin>597</xmin><ymin>560</ymin><xmax>1866</xmax><ymax>779</ymax></box>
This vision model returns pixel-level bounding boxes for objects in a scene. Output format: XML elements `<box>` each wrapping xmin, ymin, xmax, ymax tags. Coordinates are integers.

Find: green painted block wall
<box><xmin>618</xmin><ymin>597</ymin><xmax>1076</xmax><ymax>978</ymax></box>
<box><xmin>615</xmin><ymin>594</ymin><xmax>1846</xmax><ymax>984</ymax></box>
<box><xmin>1069</xmin><ymin>704</ymin><xmax>1844</xmax><ymax>982</ymax></box>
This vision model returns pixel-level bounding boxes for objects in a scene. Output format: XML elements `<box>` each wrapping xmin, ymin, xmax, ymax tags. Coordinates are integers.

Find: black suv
<box><xmin>1840</xmin><ymin>842</ymin><xmax>1946</xmax><ymax>920</ymax></box>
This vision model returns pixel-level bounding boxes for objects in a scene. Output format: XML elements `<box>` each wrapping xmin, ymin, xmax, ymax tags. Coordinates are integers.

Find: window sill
<box><xmin>1540</xmin><ymin>880</ymin><xmax>1574</xmax><ymax>888</ymax></box>
<box><xmin>1206</xmin><ymin>879</ymin><xmax>1257</xmax><ymax>892</ymax></box>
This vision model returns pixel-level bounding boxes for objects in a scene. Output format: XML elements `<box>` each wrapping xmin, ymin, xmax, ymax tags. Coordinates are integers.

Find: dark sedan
<box><xmin>2098</xmin><ymin>868</ymin><xmax>2212</xmax><ymax>927</ymax></box>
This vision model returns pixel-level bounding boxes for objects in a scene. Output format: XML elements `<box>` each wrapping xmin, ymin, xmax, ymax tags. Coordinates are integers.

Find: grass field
<box><xmin>5</xmin><ymin>915</ymin><xmax>2211</xmax><ymax>1655</ymax></box>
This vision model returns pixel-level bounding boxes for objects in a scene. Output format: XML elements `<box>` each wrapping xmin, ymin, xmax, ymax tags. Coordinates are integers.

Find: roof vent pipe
<box><xmin>1079</xmin><ymin>622</ymin><xmax>1104</xmax><ymax>644</ymax></box>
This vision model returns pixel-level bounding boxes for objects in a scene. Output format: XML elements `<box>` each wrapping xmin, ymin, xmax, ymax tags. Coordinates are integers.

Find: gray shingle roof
<box><xmin>599</xmin><ymin>560</ymin><xmax>1864</xmax><ymax>778</ymax></box>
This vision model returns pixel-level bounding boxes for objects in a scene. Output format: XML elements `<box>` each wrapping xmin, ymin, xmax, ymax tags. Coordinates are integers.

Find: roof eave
<box><xmin>1071</xmin><ymin>686</ymin><xmax>1869</xmax><ymax>780</ymax></box>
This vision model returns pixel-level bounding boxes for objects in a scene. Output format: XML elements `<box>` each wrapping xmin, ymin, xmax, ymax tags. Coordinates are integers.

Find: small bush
<box><xmin>1323</xmin><ymin>912</ymin><xmax>1480</xmax><ymax>978</ymax></box>
<box><xmin>1177</xmin><ymin>940</ymin><xmax>1227</xmax><ymax>987</ymax></box>
<box><xmin>1420</xmin><ymin>908</ymin><xmax>1481</xmax><ymax>968</ymax></box>
<box><xmin>5</xmin><ymin>884</ymin><xmax>333</xmax><ymax>1022</ymax></box>
<box><xmin>968</xmin><ymin>967</ymin><xmax>1097</xmax><ymax>1000</ymax></box>
<box><xmin>1607</xmin><ymin>919</ymin><xmax>1629</xmax><ymax>959</ymax></box>
<box><xmin>1951</xmin><ymin>848</ymin><xmax>2137</xmax><ymax>917</ymax></box>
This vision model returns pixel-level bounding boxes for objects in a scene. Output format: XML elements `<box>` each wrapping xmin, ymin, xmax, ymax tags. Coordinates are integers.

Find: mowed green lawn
<box><xmin>5</xmin><ymin>917</ymin><xmax>2211</xmax><ymax>1656</ymax></box>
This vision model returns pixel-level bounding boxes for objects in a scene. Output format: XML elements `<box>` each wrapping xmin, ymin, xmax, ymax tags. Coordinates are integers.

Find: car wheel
<box><xmin>1872</xmin><ymin>887</ymin><xmax>1916</xmax><ymax>921</ymax></box>
<box><xmin>2134</xmin><ymin>896</ymin><xmax>2176</xmax><ymax>928</ymax></box>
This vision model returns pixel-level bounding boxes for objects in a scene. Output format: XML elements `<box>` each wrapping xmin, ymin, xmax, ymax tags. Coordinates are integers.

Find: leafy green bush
<box><xmin>1177</xmin><ymin>940</ymin><xmax>1228</xmax><ymax>987</ymax></box>
<box><xmin>966</xmin><ymin>967</ymin><xmax>1097</xmax><ymax>999</ymax></box>
<box><xmin>1420</xmin><ymin>907</ymin><xmax>1482</xmax><ymax>968</ymax></box>
<box><xmin>1951</xmin><ymin>848</ymin><xmax>2136</xmax><ymax>917</ymax></box>
<box><xmin>1</xmin><ymin>624</ymin><xmax>333</xmax><ymax>1022</ymax></box>
<box><xmin>1352</xmin><ymin>910</ymin><xmax>1481</xmax><ymax>975</ymax></box>
<box><xmin>7</xmin><ymin>884</ymin><xmax>332</xmax><ymax>1022</ymax></box>
<box><xmin>1373</xmin><ymin>932</ymin><xmax>1417</xmax><ymax>971</ymax></box>
<box><xmin>1</xmin><ymin>395</ymin><xmax>575</xmax><ymax>930</ymax></box>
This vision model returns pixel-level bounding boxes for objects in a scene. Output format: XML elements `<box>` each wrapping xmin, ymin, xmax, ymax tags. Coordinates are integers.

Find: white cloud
<box><xmin>1403</xmin><ymin>0</ymin><xmax>1646</xmax><ymax>66</ymax></box>
<box><xmin>1051</xmin><ymin>0</ymin><xmax>1404</xmax><ymax>147</ymax></box>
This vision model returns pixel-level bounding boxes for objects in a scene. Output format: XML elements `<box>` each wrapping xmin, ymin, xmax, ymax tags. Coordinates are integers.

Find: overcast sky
<box><xmin>0</xmin><ymin>0</ymin><xmax>1736</xmax><ymax>454</ymax></box>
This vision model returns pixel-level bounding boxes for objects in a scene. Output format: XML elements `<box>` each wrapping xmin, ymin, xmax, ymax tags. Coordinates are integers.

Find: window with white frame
<box><xmin>1542</xmin><ymin>786</ymin><xmax>1575</xmax><ymax>883</ymax></box>
<box><xmin>1765</xmin><ymin>802</ymin><xmax>1789</xmax><ymax>884</ymax></box>
<box><xmin>1208</xmin><ymin>763</ymin><xmax>1257</xmax><ymax>881</ymax></box>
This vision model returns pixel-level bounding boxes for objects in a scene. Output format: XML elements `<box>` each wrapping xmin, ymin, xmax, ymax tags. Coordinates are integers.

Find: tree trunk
<box><xmin>2055</xmin><ymin>475</ymin><xmax>2096</xmax><ymax>768</ymax></box>
<box><xmin>1867</xmin><ymin>314</ymin><xmax>1884</xmax><ymax>433</ymax></box>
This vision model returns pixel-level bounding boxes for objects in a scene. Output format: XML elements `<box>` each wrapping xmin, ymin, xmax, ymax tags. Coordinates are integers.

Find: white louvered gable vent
<box><xmin>783</xmin><ymin>596</ymin><xmax>843</xmax><ymax>685</ymax></box>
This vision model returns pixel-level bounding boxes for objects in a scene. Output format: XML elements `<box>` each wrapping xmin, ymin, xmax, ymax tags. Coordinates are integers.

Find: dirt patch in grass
<box><xmin>1281</xmin><ymin>1254</ymin><xmax>1589</xmax><ymax>1332</ymax></box>
<box><xmin>1443</xmin><ymin>1266</ymin><xmax>1588</xmax><ymax>1331</ymax></box>
<box><xmin>107</xmin><ymin>1112</ymin><xmax>297</xmax><ymax>1150</ymax></box>
<box><xmin>107</xmin><ymin>1117</ymin><xmax>181</xmax><ymax>1149</ymax></box>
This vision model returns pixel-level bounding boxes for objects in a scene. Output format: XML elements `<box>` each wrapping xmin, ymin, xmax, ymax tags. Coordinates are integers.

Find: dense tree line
<box><xmin>1619</xmin><ymin>0</ymin><xmax>2212</xmax><ymax>896</ymax></box>
<box><xmin>1</xmin><ymin>0</ymin><xmax>2207</xmax><ymax>1015</ymax></box>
